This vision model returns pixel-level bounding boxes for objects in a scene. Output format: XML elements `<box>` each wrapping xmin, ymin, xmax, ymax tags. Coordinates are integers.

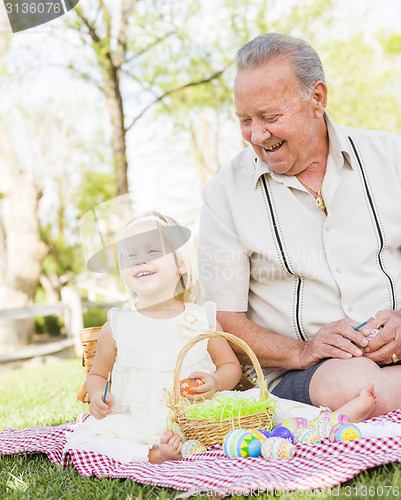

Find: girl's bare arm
<box><xmin>86</xmin><ymin>321</ymin><xmax>117</xmax><ymax>418</ymax></box>
<box><xmin>188</xmin><ymin>321</ymin><xmax>242</xmax><ymax>399</ymax></box>
<box><xmin>206</xmin><ymin>321</ymin><xmax>242</xmax><ymax>391</ymax></box>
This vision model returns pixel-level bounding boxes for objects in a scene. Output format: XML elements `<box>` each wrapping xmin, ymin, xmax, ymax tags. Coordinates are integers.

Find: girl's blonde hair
<box><xmin>118</xmin><ymin>211</ymin><xmax>203</xmax><ymax>306</ymax></box>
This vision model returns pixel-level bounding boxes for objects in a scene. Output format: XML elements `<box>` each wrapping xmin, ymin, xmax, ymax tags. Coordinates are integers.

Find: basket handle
<box><xmin>172</xmin><ymin>330</ymin><xmax>268</xmax><ymax>406</ymax></box>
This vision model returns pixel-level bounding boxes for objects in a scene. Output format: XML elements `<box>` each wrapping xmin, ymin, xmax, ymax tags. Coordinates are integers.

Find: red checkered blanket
<box><xmin>1</xmin><ymin>411</ymin><xmax>401</xmax><ymax>496</ymax></box>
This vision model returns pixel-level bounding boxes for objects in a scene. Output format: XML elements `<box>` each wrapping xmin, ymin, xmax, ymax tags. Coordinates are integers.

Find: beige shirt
<box><xmin>199</xmin><ymin>113</ymin><xmax>401</xmax><ymax>387</ymax></box>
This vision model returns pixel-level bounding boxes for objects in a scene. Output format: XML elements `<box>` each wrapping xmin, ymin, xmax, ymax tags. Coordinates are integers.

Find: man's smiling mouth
<box><xmin>263</xmin><ymin>140</ymin><xmax>285</xmax><ymax>153</ymax></box>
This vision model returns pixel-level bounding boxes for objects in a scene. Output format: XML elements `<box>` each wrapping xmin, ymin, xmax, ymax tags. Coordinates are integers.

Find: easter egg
<box><xmin>239</xmin><ymin>433</ymin><xmax>262</xmax><ymax>458</ymax></box>
<box><xmin>261</xmin><ymin>437</ymin><xmax>295</xmax><ymax>460</ymax></box>
<box><xmin>223</xmin><ymin>429</ymin><xmax>247</xmax><ymax>458</ymax></box>
<box><xmin>318</xmin><ymin>411</ymin><xmax>350</xmax><ymax>426</ymax></box>
<box><xmin>318</xmin><ymin>421</ymin><xmax>335</xmax><ymax>439</ymax></box>
<box><xmin>306</xmin><ymin>418</ymin><xmax>323</xmax><ymax>435</ymax></box>
<box><xmin>250</xmin><ymin>429</ymin><xmax>269</xmax><ymax>443</ymax></box>
<box><xmin>358</xmin><ymin>329</ymin><xmax>379</xmax><ymax>352</ymax></box>
<box><xmin>181</xmin><ymin>440</ymin><xmax>207</xmax><ymax>458</ymax></box>
<box><xmin>281</xmin><ymin>417</ymin><xmax>309</xmax><ymax>434</ymax></box>
<box><xmin>257</xmin><ymin>429</ymin><xmax>271</xmax><ymax>439</ymax></box>
<box><xmin>327</xmin><ymin>412</ymin><xmax>350</xmax><ymax>426</ymax></box>
<box><xmin>180</xmin><ymin>378</ymin><xmax>204</xmax><ymax>398</ymax></box>
<box><xmin>308</xmin><ymin>418</ymin><xmax>336</xmax><ymax>439</ymax></box>
<box><xmin>270</xmin><ymin>426</ymin><xmax>295</xmax><ymax>443</ymax></box>
<box><xmin>295</xmin><ymin>427</ymin><xmax>321</xmax><ymax>445</ymax></box>
<box><xmin>329</xmin><ymin>423</ymin><xmax>361</xmax><ymax>443</ymax></box>
<box><xmin>223</xmin><ymin>429</ymin><xmax>262</xmax><ymax>458</ymax></box>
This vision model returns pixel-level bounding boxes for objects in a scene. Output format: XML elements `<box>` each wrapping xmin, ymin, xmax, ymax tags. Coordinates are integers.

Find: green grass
<box><xmin>1</xmin><ymin>359</ymin><xmax>401</xmax><ymax>499</ymax></box>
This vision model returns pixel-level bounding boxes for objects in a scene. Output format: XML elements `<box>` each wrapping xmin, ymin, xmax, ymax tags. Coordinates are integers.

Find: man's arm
<box><xmin>217</xmin><ymin>311</ymin><xmax>369</xmax><ymax>370</ymax></box>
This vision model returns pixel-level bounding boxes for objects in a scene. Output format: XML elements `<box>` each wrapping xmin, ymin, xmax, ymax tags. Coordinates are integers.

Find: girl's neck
<box><xmin>136</xmin><ymin>297</ymin><xmax>185</xmax><ymax>319</ymax></box>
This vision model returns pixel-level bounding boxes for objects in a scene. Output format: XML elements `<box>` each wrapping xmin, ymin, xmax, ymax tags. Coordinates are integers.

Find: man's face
<box><xmin>234</xmin><ymin>57</ymin><xmax>322</xmax><ymax>176</ymax></box>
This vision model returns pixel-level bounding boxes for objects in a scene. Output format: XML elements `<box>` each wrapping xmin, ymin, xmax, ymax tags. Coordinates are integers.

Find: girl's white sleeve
<box><xmin>201</xmin><ymin>301</ymin><xmax>217</xmax><ymax>331</ymax></box>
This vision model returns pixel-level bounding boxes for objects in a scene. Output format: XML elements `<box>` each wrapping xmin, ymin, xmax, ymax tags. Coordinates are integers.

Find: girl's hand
<box><xmin>89</xmin><ymin>391</ymin><xmax>114</xmax><ymax>420</ymax></box>
<box><xmin>185</xmin><ymin>372</ymin><xmax>217</xmax><ymax>402</ymax></box>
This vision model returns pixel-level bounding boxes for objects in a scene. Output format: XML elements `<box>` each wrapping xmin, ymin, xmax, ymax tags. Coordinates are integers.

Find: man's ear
<box><xmin>311</xmin><ymin>81</ymin><xmax>328</xmax><ymax>118</ymax></box>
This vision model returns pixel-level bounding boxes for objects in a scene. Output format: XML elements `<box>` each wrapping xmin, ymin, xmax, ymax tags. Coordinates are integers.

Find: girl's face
<box><xmin>120</xmin><ymin>222</ymin><xmax>182</xmax><ymax>304</ymax></box>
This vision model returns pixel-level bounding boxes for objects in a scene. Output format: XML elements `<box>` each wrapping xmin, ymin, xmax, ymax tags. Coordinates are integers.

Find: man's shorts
<box><xmin>270</xmin><ymin>359</ymin><xmax>329</xmax><ymax>406</ymax></box>
<box><xmin>270</xmin><ymin>357</ymin><xmax>401</xmax><ymax>406</ymax></box>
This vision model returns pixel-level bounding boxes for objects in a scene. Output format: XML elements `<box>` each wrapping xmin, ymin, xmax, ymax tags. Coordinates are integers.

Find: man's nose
<box><xmin>251</xmin><ymin>122</ymin><xmax>271</xmax><ymax>145</ymax></box>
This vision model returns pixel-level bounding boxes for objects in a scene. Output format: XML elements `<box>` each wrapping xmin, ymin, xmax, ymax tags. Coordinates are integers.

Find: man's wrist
<box><xmin>296</xmin><ymin>340</ymin><xmax>313</xmax><ymax>371</ymax></box>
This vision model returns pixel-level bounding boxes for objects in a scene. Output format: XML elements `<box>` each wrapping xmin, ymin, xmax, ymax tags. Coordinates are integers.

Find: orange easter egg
<box><xmin>180</xmin><ymin>378</ymin><xmax>204</xmax><ymax>397</ymax></box>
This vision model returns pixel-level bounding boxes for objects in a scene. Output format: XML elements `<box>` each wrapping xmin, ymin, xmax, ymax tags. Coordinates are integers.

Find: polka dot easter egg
<box><xmin>270</xmin><ymin>426</ymin><xmax>295</xmax><ymax>443</ymax></box>
<box><xmin>261</xmin><ymin>437</ymin><xmax>295</xmax><ymax>460</ymax></box>
<box><xmin>181</xmin><ymin>440</ymin><xmax>207</xmax><ymax>458</ymax></box>
<box><xmin>179</xmin><ymin>378</ymin><xmax>204</xmax><ymax>398</ymax></box>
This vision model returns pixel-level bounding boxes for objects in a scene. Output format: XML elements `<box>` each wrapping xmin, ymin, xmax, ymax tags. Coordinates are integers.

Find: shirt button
<box><xmin>336</xmin><ymin>267</ymin><xmax>341</xmax><ymax>273</ymax></box>
<box><xmin>185</xmin><ymin>314</ymin><xmax>197</xmax><ymax>323</ymax></box>
<box><xmin>348</xmin><ymin>306</ymin><xmax>353</xmax><ymax>311</ymax></box>
<box><xmin>325</xmin><ymin>226</ymin><xmax>330</xmax><ymax>232</ymax></box>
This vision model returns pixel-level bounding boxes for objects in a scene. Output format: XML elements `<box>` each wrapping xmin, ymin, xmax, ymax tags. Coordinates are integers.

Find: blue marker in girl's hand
<box><xmin>103</xmin><ymin>372</ymin><xmax>111</xmax><ymax>403</ymax></box>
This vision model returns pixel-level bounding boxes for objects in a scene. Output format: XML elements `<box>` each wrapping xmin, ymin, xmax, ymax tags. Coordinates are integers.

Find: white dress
<box><xmin>64</xmin><ymin>301</ymin><xmax>217</xmax><ymax>461</ymax></box>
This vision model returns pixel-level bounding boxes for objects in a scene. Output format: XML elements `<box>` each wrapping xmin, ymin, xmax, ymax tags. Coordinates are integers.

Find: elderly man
<box><xmin>198</xmin><ymin>32</ymin><xmax>401</xmax><ymax>417</ymax></box>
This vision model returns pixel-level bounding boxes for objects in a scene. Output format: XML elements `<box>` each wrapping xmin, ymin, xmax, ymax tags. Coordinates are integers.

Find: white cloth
<box><xmin>199</xmin><ymin>112</ymin><xmax>401</xmax><ymax>389</ymax></box>
<box><xmin>64</xmin><ymin>302</ymin><xmax>216</xmax><ymax>460</ymax></box>
<box><xmin>358</xmin><ymin>422</ymin><xmax>401</xmax><ymax>438</ymax></box>
<box><xmin>70</xmin><ymin>436</ymin><xmax>152</xmax><ymax>463</ymax></box>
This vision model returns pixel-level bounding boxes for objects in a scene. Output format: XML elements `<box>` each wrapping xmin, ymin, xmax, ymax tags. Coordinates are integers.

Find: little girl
<box><xmin>65</xmin><ymin>212</ymin><xmax>377</xmax><ymax>464</ymax></box>
<box><xmin>65</xmin><ymin>212</ymin><xmax>243</xmax><ymax>463</ymax></box>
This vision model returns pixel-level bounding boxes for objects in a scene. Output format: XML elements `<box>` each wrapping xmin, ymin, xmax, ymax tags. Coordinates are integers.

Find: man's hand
<box><xmin>363</xmin><ymin>310</ymin><xmax>401</xmax><ymax>364</ymax></box>
<box><xmin>299</xmin><ymin>318</ymin><xmax>371</xmax><ymax>369</ymax></box>
<box><xmin>89</xmin><ymin>391</ymin><xmax>114</xmax><ymax>420</ymax></box>
<box><xmin>184</xmin><ymin>372</ymin><xmax>218</xmax><ymax>402</ymax></box>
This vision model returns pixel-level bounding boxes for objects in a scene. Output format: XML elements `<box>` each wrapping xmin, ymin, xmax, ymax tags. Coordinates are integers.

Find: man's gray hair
<box><xmin>236</xmin><ymin>33</ymin><xmax>325</xmax><ymax>98</ymax></box>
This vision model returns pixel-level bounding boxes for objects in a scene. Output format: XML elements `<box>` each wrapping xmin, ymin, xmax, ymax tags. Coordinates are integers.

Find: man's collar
<box><xmin>253</xmin><ymin>112</ymin><xmax>352</xmax><ymax>188</ymax></box>
<box><xmin>324</xmin><ymin>112</ymin><xmax>352</xmax><ymax>166</ymax></box>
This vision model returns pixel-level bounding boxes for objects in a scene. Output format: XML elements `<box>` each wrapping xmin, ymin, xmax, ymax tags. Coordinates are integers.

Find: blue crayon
<box><xmin>103</xmin><ymin>372</ymin><xmax>111</xmax><ymax>403</ymax></box>
<box><xmin>354</xmin><ymin>316</ymin><xmax>374</xmax><ymax>331</ymax></box>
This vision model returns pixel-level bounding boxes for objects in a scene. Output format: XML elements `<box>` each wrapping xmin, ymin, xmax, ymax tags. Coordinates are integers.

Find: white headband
<box><xmin>123</xmin><ymin>215</ymin><xmax>168</xmax><ymax>232</ymax></box>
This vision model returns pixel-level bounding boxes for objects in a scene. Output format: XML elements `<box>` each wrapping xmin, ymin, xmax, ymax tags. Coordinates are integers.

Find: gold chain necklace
<box><xmin>296</xmin><ymin>150</ymin><xmax>329</xmax><ymax>212</ymax></box>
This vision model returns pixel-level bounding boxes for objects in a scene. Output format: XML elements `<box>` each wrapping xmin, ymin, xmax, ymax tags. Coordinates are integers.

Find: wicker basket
<box><xmin>165</xmin><ymin>331</ymin><xmax>275</xmax><ymax>446</ymax></box>
<box><xmin>76</xmin><ymin>326</ymin><xmax>101</xmax><ymax>403</ymax></box>
<box><xmin>76</xmin><ymin>326</ymin><xmax>256</xmax><ymax>403</ymax></box>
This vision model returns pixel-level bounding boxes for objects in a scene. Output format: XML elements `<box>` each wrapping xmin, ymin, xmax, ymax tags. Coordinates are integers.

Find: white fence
<box><xmin>0</xmin><ymin>287</ymin><xmax>124</xmax><ymax>364</ymax></box>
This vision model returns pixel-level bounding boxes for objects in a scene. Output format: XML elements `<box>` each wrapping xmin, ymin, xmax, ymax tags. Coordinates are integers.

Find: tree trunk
<box><xmin>95</xmin><ymin>52</ymin><xmax>131</xmax><ymax>222</ymax></box>
<box><xmin>102</xmin><ymin>60</ymin><xmax>129</xmax><ymax>198</ymax></box>
<box><xmin>0</xmin><ymin>124</ymin><xmax>47</xmax><ymax>353</ymax></box>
